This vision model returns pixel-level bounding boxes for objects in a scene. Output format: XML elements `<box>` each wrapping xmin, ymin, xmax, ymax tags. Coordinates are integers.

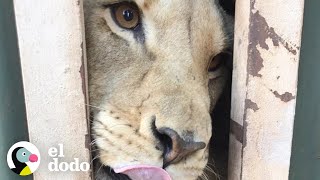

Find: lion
<box><xmin>84</xmin><ymin>0</ymin><xmax>233</xmax><ymax>179</ymax></box>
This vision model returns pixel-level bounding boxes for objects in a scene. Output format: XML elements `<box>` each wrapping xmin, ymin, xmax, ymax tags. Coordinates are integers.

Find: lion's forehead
<box><xmin>140</xmin><ymin>0</ymin><xmax>226</xmax><ymax>54</ymax></box>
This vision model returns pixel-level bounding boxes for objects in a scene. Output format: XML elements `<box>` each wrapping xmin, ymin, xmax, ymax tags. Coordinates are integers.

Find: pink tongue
<box><xmin>114</xmin><ymin>165</ymin><xmax>172</xmax><ymax>180</ymax></box>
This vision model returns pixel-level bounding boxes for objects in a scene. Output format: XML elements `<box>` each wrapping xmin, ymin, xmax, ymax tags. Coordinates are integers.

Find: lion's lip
<box><xmin>114</xmin><ymin>165</ymin><xmax>172</xmax><ymax>180</ymax></box>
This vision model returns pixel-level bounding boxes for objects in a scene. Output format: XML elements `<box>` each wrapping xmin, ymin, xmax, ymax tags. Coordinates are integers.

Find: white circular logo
<box><xmin>7</xmin><ymin>141</ymin><xmax>41</xmax><ymax>176</ymax></box>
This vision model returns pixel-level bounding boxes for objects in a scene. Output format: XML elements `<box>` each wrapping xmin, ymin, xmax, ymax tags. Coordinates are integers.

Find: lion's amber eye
<box><xmin>112</xmin><ymin>3</ymin><xmax>140</xmax><ymax>29</ymax></box>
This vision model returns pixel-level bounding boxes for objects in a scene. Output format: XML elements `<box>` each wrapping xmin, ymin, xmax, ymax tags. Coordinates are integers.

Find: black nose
<box><xmin>153</xmin><ymin>125</ymin><xmax>206</xmax><ymax>168</ymax></box>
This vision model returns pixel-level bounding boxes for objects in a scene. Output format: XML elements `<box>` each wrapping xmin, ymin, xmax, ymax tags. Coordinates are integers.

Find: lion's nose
<box><xmin>156</xmin><ymin>127</ymin><xmax>206</xmax><ymax>168</ymax></box>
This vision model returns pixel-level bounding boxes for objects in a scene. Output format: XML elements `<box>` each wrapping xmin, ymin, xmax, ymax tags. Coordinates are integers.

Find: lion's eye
<box><xmin>111</xmin><ymin>3</ymin><xmax>140</xmax><ymax>29</ymax></box>
<box><xmin>208</xmin><ymin>53</ymin><xmax>224</xmax><ymax>72</ymax></box>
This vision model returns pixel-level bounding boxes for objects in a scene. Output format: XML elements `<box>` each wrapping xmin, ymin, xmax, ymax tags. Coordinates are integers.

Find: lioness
<box><xmin>84</xmin><ymin>0</ymin><xmax>233</xmax><ymax>179</ymax></box>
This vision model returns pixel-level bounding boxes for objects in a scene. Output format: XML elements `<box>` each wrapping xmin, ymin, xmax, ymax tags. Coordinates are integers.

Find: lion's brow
<box><xmin>96</xmin><ymin>0</ymin><xmax>133</xmax><ymax>6</ymax></box>
<box><xmin>97</xmin><ymin>0</ymin><xmax>157</xmax><ymax>7</ymax></box>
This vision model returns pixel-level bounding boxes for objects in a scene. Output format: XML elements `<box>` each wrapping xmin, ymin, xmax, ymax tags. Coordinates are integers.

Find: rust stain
<box><xmin>247</xmin><ymin>0</ymin><xmax>299</xmax><ymax>78</ymax></box>
<box><xmin>271</xmin><ymin>90</ymin><xmax>296</xmax><ymax>102</ymax></box>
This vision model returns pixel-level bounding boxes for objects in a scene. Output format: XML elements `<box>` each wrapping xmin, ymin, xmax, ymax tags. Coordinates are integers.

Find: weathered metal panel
<box><xmin>13</xmin><ymin>0</ymin><xmax>91</xmax><ymax>179</ymax></box>
<box><xmin>289</xmin><ymin>0</ymin><xmax>320</xmax><ymax>179</ymax></box>
<box><xmin>0</xmin><ymin>0</ymin><xmax>31</xmax><ymax>179</ymax></box>
<box><xmin>229</xmin><ymin>0</ymin><xmax>305</xmax><ymax>179</ymax></box>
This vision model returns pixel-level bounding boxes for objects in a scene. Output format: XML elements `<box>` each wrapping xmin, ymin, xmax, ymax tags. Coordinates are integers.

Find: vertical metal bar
<box><xmin>229</xmin><ymin>0</ymin><xmax>305</xmax><ymax>179</ymax></box>
<box><xmin>13</xmin><ymin>0</ymin><xmax>91</xmax><ymax>179</ymax></box>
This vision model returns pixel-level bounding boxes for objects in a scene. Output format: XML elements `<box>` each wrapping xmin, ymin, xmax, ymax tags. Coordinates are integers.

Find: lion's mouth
<box><xmin>114</xmin><ymin>165</ymin><xmax>172</xmax><ymax>180</ymax></box>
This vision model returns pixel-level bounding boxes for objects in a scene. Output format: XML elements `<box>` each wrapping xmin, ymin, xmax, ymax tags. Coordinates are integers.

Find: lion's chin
<box><xmin>114</xmin><ymin>165</ymin><xmax>172</xmax><ymax>180</ymax></box>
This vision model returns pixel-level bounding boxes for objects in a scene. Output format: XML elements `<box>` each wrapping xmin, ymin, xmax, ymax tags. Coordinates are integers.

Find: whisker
<box><xmin>93</xmin><ymin>124</ymin><xmax>133</xmax><ymax>131</ymax></box>
<box><xmin>85</xmin><ymin>103</ymin><xmax>108</xmax><ymax>112</ymax></box>
<box><xmin>96</xmin><ymin>162</ymin><xmax>104</xmax><ymax>175</ymax></box>
<box><xmin>90</xmin><ymin>153</ymin><xmax>107</xmax><ymax>165</ymax></box>
<box><xmin>90</xmin><ymin>137</ymin><xmax>108</xmax><ymax>146</ymax></box>
<box><xmin>204</xmin><ymin>164</ymin><xmax>221</xmax><ymax>180</ymax></box>
<box><xmin>201</xmin><ymin>172</ymin><xmax>209</xmax><ymax>180</ymax></box>
<box><xmin>90</xmin><ymin>155</ymin><xmax>101</xmax><ymax>165</ymax></box>
<box><xmin>89</xmin><ymin>148</ymin><xmax>101</xmax><ymax>153</ymax></box>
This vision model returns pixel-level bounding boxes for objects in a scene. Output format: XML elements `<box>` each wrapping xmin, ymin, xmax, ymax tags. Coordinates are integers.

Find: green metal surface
<box><xmin>0</xmin><ymin>0</ymin><xmax>31</xmax><ymax>179</ymax></box>
<box><xmin>289</xmin><ymin>0</ymin><xmax>320</xmax><ymax>179</ymax></box>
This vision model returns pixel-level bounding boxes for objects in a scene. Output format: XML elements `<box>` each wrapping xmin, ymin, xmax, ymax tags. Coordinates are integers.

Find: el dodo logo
<box><xmin>7</xmin><ymin>141</ymin><xmax>40</xmax><ymax>176</ymax></box>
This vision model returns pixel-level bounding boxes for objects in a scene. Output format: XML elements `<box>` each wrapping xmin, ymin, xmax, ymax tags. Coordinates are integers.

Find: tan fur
<box><xmin>84</xmin><ymin>0</ymin><xmax>232</xmax><ymax>179</ymax></box>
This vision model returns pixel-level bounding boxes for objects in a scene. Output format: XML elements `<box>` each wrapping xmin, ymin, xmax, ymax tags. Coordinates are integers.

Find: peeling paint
<box><xmin>247</xmin><ymin>0</ymin><xmax>299</xmax><ymax>78</ymax></box>
<box><xmin>245</xmin><ymin>99</ymin><xmax>259</xmax><ymax>112</ymax></box>
<box><xmin>242</xmin><ymin>98</ymin><xmax>259</xmax><ymax>148</ymax></box>
<box><xmin>231</xmin><ymin>0</ymin><xmax>304</xmax><ymax>179</ymax></box>
<box><xmin>272</xmin><ymin>90</ymin><xmax>296</xmax><ymax>102</ymax></box>
<box><xmin>247</xmin><ymin>8</ymin><xmax>265</xmax><ymax>78</ymax></box>
<box><xmin>79</xmin><ymin>42</ymin><xmax>86</xmax><ymax>96</ymax></box>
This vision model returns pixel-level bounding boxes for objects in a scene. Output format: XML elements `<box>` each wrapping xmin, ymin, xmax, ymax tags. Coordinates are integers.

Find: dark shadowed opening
<box><xmin>206</xmin><ymin>1</ymin><xmax>235</xmax><ymax>179</ymax></box>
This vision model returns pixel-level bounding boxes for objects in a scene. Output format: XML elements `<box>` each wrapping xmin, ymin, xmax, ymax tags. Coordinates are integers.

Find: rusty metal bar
<box><xmin>228</xmin><ymin>0</ymin><xmax>305</xmax><ymax>179</ymax></box>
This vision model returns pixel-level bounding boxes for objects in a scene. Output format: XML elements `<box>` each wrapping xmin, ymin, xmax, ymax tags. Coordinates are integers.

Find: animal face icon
<box><xmin>7</xmin><ymin>141</ymin><xmax>40</xmax><ymax>176</ymax></box>
<box><xmin>15</xmin><ymin>147</ymin><xmax>38</xmax><ymax>163</ymax></box>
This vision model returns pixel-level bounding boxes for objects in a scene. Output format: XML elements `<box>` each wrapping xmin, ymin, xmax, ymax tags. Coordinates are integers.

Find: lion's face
<box><xmin>85</xmin><ymin>0</ymin><xmax>232</xmax><ymax>179</ymax></box>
